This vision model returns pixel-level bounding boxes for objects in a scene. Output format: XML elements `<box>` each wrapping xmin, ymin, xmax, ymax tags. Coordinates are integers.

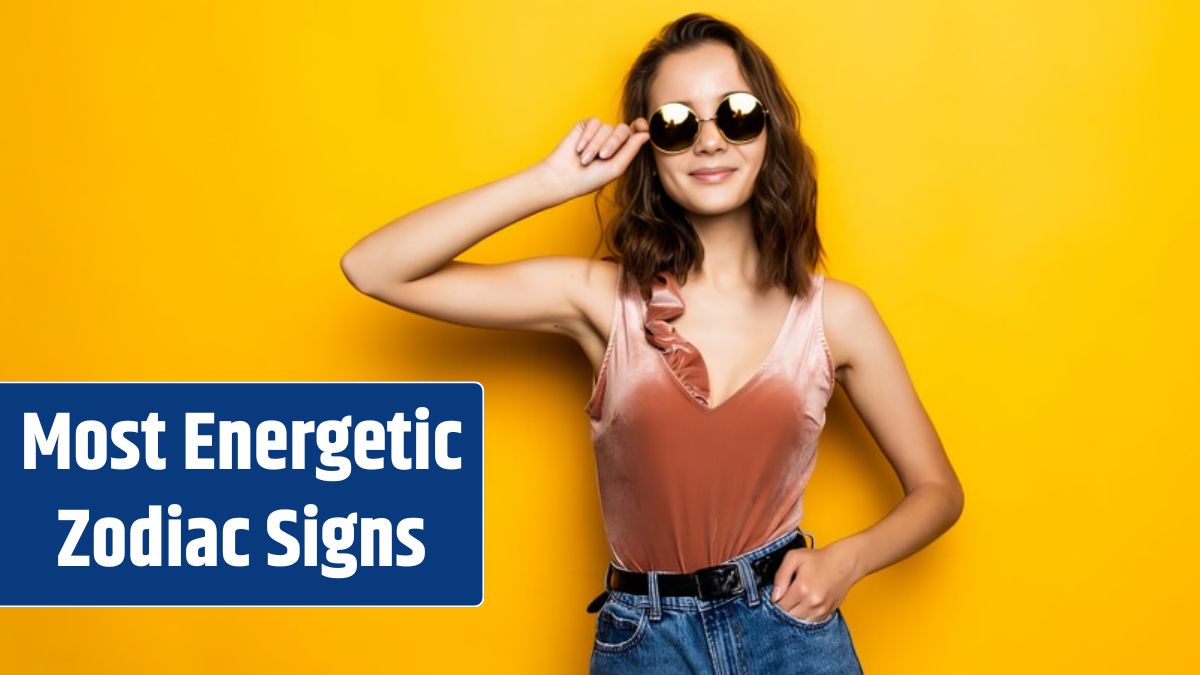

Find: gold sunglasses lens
<box><xmin>649</xmin><ymin>102</ymin><xmax>698</xmax><ymax>153</ymax></box>
<box><xmin>717</xmin><ymin>93</ymin><xmax>767</xmax><ymax>143</ymax></box>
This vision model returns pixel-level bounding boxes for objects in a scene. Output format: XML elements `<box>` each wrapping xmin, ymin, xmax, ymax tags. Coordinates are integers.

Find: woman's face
<box><xmin>647</xmin><ymin>42</ymin><xmax>767</xmax><ymax>218</ymax></box>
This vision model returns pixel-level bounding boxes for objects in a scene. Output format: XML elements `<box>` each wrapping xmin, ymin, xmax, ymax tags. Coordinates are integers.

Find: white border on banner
<box><xmin>0</xmin><ymin>380</ymin><xmax>485</xmax><ymax>608</ymax></box>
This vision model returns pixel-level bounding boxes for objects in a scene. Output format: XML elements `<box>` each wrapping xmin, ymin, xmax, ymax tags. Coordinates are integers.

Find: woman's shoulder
<box><xmin>819</xmin><ymin>274</ymin><xmax>867</xmax><ymax>304</ymax></box>
<box><xmin>817</xmin><ymin>274</ymin><xmax>878</xmax><ymax>375</ymax></box>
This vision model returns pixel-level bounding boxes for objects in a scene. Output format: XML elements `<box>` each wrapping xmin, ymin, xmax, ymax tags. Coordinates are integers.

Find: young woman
<box><xmin>341</xmin><ymin>12</ymin><xmax>963</xmax><ymax>674</ymax></box>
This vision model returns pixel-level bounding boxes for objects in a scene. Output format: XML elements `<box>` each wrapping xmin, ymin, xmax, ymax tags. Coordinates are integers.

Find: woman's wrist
<box><xmin>526</xmin><ymin>161</ymin><xmax>579</xmax><ymax>205</ymax></box>
<box><xmin>826</xmin><ymin>536</ymin><xmax>868</xmax><ymax>584</ymax></box>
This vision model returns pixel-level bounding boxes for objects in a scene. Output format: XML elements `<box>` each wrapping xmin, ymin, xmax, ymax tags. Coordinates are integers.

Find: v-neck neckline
<box><xmin>647</xmin><ymin>290</ymin><xmax>799</xmax><ymax>413</ymax></box>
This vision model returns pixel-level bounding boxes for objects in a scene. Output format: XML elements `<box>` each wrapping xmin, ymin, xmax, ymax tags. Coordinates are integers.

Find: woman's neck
<box><xmin>686</xmin><ymin>207</ymin><xmax>761</xmax><ymax>293</ymax></box>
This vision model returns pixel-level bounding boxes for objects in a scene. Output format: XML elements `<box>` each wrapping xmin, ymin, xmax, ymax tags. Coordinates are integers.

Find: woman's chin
<box><xmin>680</xmin><ymin>193</ymin><xmax>751</xmax><ymax>216</ymax></box>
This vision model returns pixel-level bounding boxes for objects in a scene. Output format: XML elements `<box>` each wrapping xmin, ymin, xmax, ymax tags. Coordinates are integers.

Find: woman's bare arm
<box><xmin>339</xmin><ymin>116</ymin><xmax>650</xmax><ymax>341</ymax></box>
<box><xmin>340</xmin><ymin>166</ymin><xmax>590</xmax><ymax>336</ymax></box>
<box><xmin>768</xmin><ymin>278</ymin><xmax>964</xmax><ymax>621</ymax></box>
<box><xmin>822</xmin><ymin>279</ymin><xmax>965</xmax><ymax>578</ymax></box>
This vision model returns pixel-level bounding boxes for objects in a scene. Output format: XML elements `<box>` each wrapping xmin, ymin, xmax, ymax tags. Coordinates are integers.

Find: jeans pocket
<box><xmin>593</xmin><ymin>598</ymin><xmax>649</xmax><ymax>653</ymax></box>
<box><xmin>759</xmin><ymin>584</ymin><xmax>838</xmax><ymax>631</ymax></box>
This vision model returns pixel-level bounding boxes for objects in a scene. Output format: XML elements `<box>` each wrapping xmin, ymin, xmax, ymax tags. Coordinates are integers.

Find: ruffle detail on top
<box><xmin>644</xmin><ymin>271</ymin><xmax>711</xmax><ymax>407</ymax></box>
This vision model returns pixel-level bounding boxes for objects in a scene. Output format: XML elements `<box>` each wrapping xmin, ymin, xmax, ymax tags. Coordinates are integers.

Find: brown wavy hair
<box><xmin>590</xmin><ymin>12</ymin><xmax>826</xmax><ymax>301</ymax></box>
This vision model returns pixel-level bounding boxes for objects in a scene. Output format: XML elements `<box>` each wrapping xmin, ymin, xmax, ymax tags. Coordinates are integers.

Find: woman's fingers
<box><xmin>575</xmin><ymin>117</ymin><xmax>602</xmax><ymax>153</ymax></box>
<box><xmin>580</xmin><ymin>119</ymin><xmax>649</xmax><ymax>166</ymax></box>
<box><xmin>772</xmin><ymin>551</ymin><xmax>799</xmax><ymax>601</ymax></box>
<box><xmin>611</xmin><ymin>127</ymin><xmax>650</xmax><ymax>166</ymax></box>
<box><xmin>595</xmin><ymin>124</ymin><xmax>631</xmax><ymax>160</ymax></box>
<box><xmin>579</xmin><ymin>122</ymin><xmax>614</xmax><ymax>164</ymax></box>
<box><xmin>578</xmin><ymin>120</ymin><xmax>609</xmax><ymax>161</ymax></box>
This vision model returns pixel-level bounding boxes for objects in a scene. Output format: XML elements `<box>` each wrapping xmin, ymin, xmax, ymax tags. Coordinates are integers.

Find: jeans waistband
<box><xmin>600</xmin><ymin>527</ymin><xmax>816</xmax><ymax>616</ymax></box>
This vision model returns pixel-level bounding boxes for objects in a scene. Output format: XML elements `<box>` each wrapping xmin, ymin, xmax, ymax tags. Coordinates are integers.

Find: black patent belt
<box><xmin>586</xmin><ymin>532</ymin><xmax>810</xmax><ymax>613</ymax></box>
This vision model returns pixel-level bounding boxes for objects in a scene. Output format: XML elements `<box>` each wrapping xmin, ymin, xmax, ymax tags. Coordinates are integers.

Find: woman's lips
<box><xmin>689</xmin><ymin>169</ymin><xmax>735</xmax><ymax>183</ymax></box>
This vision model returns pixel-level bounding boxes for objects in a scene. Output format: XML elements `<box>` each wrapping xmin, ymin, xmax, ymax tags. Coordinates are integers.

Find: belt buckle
<box><xmin>695</xmin><ymin>564</ymin><xmax>742</xmax><ymax>601</ymax></box>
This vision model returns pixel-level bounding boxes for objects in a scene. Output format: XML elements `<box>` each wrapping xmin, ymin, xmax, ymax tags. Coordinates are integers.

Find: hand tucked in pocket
<box><xmin>770</xmin><ymin>539</ymin><xmax>860</xmax><ymax>622</ymax></box>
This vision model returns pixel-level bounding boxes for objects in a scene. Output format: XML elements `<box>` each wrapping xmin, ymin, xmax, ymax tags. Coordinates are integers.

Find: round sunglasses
<box><xmin>647</xmin><ymin>92</ymin><xmax>770</xmax><ymax>154</ymax></box>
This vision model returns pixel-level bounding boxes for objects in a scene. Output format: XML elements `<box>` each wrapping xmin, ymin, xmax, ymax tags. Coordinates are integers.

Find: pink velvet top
<box><xmin>585</xmin><ymin>266</ymin><xmax>836</xmax><ymax>573</ymax></box>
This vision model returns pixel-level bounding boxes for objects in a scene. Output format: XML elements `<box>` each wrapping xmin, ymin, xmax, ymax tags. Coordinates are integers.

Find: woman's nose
<box><xmin>693</xmin><ymin>117</ymin><xmax>727</xmax><ymax>153</ymax></box>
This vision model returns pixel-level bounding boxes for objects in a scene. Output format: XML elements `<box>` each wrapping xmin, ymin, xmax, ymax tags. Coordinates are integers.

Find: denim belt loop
<box><xmin>647</xmin><ymin>571</ymin><xmax>662</xmax><ymax>621</ymax></box>
<box><xmin>733</xmin><ymin>556</ymin><xmax>760</xmax><ymax>607</ymax></box>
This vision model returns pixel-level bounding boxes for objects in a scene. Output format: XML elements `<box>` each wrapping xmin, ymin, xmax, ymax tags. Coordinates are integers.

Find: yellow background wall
<box><xmin>2</xmin><ymin>1</ymin><xmax>1196</xmax><ymax>673</ymax></box>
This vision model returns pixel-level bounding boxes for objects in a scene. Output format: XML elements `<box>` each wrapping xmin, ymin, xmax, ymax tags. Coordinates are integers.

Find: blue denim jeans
<box><xmin>590</xmin><ymin>528</ymin><xmax>864</xmax><ymax>674</ymax></box>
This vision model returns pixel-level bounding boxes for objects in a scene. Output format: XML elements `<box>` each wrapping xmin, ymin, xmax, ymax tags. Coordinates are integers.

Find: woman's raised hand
<box><xmin>536</xmin><ymin>116</ymin><xmax>651</xmax><ymax>201</ymax></box>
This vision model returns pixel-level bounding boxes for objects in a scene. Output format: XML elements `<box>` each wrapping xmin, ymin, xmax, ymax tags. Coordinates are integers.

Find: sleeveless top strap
<box><xmin>584</xmin><ymin>263</ymin><xmax>628</xmax><ymax>421</ymax></box>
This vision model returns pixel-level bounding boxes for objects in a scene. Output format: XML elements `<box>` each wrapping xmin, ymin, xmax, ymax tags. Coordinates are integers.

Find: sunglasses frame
<box><xmin>647</xmin><ymin>91</ymin><xmax>771</xmax><ymax>155</ymax></box>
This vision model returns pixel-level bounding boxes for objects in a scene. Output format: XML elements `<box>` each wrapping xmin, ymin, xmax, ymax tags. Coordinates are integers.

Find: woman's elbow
<box><xmin>340</xmin><ymin>247</ymin><xmax>378</xmax><ymax>295</ymax></box>
<box><xmin>946</xmin><ymin>482</ymin><xmax>965</xmax><ymax>524</ymax></box>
